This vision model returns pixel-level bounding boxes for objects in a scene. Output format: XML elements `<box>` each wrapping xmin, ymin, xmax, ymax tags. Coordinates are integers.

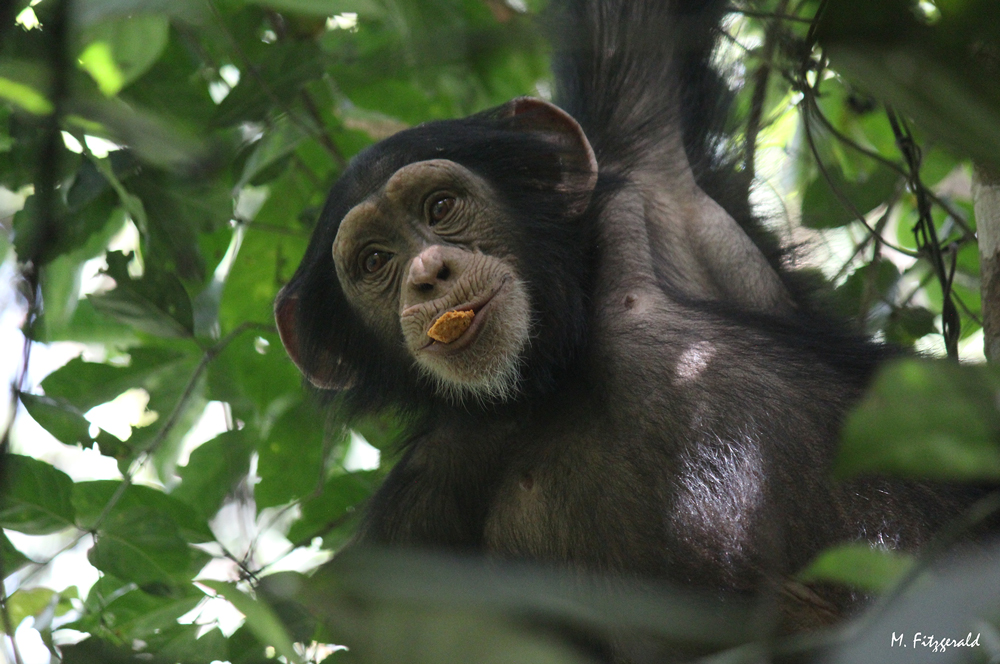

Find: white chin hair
<box><xmin>416</xmin><ymin>350</ymin><xmax>524</xmax><ymax>406</ymax></box>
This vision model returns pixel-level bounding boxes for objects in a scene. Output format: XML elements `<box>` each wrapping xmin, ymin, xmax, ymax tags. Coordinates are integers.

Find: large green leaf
<box><xmin>287</xmin><ymin>470</ymin><xmax>377</xmax><ymax>545</ymax></box>
<box><xmin>837</xmin><ymin>360</ymin><xmax>1000</xmax><ymax>480</ymax></box>
<box><xmin>171</xmin><ymin>429</ymin><xmax>253</xmax><ymax>521</ymax></box>
<box><xmin>213</xmin><ymin>41</ymin><xmax>326</xmax><ymax>127</ymax></box>
<box><xmin>206</xmin><ymin>329</ymin><xmax>302</xmax><ymax>423</ymax></box>
<box><xmin>798</xmin><ymin>542</ymin><xmax>915</xmax><ymax>593</ymax></box>
<box><xmin>254</xmin><ymin>398</ymin><xmax>328</xmax><ymax>509</ymax></box>
<box><xmin>88</xmin><ymin>250</ymin><xmax>194</xmax><ymax>337</ymax></box>
<box><xmin>0</xmin><ymin>532</ymin><xmax>33</xmax><ymax>575</ymax></box>
<box><xmin>87</xmin><ymin>505</ymin><xmax>194</xmax><ymax>585</ymax></box>
<box><xmin>0</xmin><ymin>60</ymin><xmax>53</xmax><ymax>114</ymax></box>
<box><xmin>126</xmin><ymin>169</ymin><xmax>234</xmax><ymax>284</ymax></box>
<box><xmin>65</xmin><ymin>574</ymin><xmax>204</xmax><ymax>652</ymax></box>
<box><xmin>77</xmin><ymin>14</ymin><xmax>170</xmax><ymax>94</ymax></box>
<box><xmin>801</xmin><ymin>162</ymin><xmax>899</xmax><ymax>229</ymax></box>
<box><xmin>18</xmin><ymin>392</ymin><xmax>128</xmax><ymax>456</ymax></box>
<box><xmin>40</xmin><ymin>347</ymin><xmax>184</xmax><ymax>412</ymax></box>
<box><xmin>73</xmin><ymin>480</ymin><xmax>214</xmax><ymax>542</ymax></box>
<box><xmin>0</xmin><ymin>455</ymin><xmax>76</xmax><ymax>535</ymax></box>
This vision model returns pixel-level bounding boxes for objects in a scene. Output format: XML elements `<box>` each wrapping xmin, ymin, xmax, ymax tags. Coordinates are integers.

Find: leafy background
<box><xmin>1</xmin><ymin>0</ymin><xmax>999</xmax><ymax>662</ymax></box>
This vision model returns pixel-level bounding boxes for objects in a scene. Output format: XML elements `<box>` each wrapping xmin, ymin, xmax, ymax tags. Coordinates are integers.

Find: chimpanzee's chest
<box><xmin>480</xmin><ymin>415</ymin><xmax>678</xmax><ymax>578</ymax></box>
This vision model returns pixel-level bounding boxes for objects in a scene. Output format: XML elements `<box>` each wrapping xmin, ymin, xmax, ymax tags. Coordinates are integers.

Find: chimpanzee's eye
<box><xmin>362</xmin><ymin>250</ymin><xmax>391</xmax><ymax>274</ymax></box>
<box><xmin>428</xmin><ymin>195</ymin><xmax>456</xmax><ymax>225</ymax></box>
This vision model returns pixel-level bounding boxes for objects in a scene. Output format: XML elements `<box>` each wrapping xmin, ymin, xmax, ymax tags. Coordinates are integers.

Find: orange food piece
<box><xmin>427</xmin><ymin>310</ymin><xmax>475</xmax><ymax>343</ymax></box>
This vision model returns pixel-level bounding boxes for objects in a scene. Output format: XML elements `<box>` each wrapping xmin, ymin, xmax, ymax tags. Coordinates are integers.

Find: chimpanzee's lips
<box><xmin>420</xmin><ymin>277</ymin><xmax>508</xmax><ymax>352</ymax></box>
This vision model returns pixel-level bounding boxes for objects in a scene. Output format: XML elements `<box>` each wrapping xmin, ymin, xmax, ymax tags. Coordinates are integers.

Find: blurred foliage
<box><xmin>0</xmin><ymin>0</ymin><xmax>998</xmax><ymax>662</ymax></box>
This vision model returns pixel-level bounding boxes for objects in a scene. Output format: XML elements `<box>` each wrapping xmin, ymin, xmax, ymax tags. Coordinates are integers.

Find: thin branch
<box><xmin>831</xmin><ymin>187</ymin><xmax>902</xmax><ymax>283</ymax></box>
<box><xmin>300</xmin><ymin>91</ymin><xmax>346</xmax><ymax>169</ymax></box>
<box><xmin>744</xmin><ymin>0</ymin><xmax>791</xmax><ymax>179</ymax></box>
<box><xmin>0</xmin><ymin>590</ymin><xmax>24</xmax><ymax>664</ymax></box>
<box><xmin>731</xmin><ymin>8</ymin><xmax>813</xmax><ymax>24</ymax></box>
<box><xmin>0</xmin><ymin>285</ymin><xmax>34</xmax><ymax>455</ymax></box>
<box><xmin>887</xmin><ymin>108</ymin><xmax>961</xmax><ymax>360</ymax></box>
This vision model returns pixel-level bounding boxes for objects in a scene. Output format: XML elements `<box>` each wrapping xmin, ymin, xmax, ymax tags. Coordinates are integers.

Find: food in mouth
<box><xmin>427</xmin><ymin>310</ymin><xmax>475</xmax><ymax>343</ymax></box>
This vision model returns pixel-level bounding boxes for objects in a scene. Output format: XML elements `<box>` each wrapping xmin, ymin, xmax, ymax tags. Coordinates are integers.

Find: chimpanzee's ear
<box><xmin>501</xmin><ymin>97</ymin><xmax>598</xmax><ymax>215</ymax></box>
<box><xmin>275</xmin><ymin>287</ymin><xmax>354</xmax><ymax>390</ymax></box>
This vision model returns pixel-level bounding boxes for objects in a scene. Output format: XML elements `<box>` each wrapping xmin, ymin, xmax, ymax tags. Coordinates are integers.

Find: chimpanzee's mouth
<box><xmin>420</xmin><ymin>278</ymin><xmax>508</xmax><ymax>352</ymax></box>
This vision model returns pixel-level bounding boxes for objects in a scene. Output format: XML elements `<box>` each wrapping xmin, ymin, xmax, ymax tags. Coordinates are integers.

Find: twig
<box><xmin>732</xmin><ymin>8</ymin><xmax>813</xmax><ymax>24</ymax></box>
<box><xmin>887</xmin><ymin>108</ymin><xmax>961</xmax><ymax>360</ymax></box>
<box><xmin>744</xmin><ymin>0</ymin><xmax>791</xmax><ymax>179</ymax></box>
<box><xmin>0</xmin><ymin>590</ymin><xmax>23</xmax><ymax>664</ymax></box>
<box><xmin>300</xmin><ymin>91</ymin><xmax>346</xmax><ymax>169</ymax></box>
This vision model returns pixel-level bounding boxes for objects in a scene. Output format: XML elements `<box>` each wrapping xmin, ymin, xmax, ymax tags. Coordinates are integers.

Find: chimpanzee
<box><xmin>274</xmin><ymin>0</ymin><xmax>967</xmax><ymax>651</ymax></box>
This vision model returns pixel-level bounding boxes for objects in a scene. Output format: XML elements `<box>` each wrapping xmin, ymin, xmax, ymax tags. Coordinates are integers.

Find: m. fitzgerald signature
<box><xmin>891</xmin><ymin>632</ymin><xmax>981</xmax><ymax>653</ymax></box>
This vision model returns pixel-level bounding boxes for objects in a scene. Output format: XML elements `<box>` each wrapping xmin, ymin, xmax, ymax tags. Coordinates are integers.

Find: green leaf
<box><xmin>206</xmin><ymin>330</ymin><xmax>302</xmax><ymax>423</ymax></box>
<box><xmin>213</xmin><ymin>41</ymin><xmax>325</xmax><ymax>127</ymax></box>
<box><xmin>0</xmin><ymin>455</ymin><xmax>76</xmax><ymax>535</ymax></box>
<box><xmin>40</xmin><ymin>349</ymin><xmax>181</xmax><ymax>413</ymax></box>
<box><xmin>12</xmin><ymin>186</ymin><xmax>119</xmax><ymax>267</ymax></box>
<box><xmin>818</xmin><ymin>0</ymin><xmax>1000</xmax><ymax>172</ymax></box>
<box><xmin>237</xmin><ymin>115</ymin><xmax>308</xmax><ymax>189</ymax></box>
<box><xmin>885</xmin><ymin>306</ymin><xmax>937</xmax><ymax>346</ymax></box>
<box><xmin>88</xmin><ymin>250</ymin><xmax>194</xmax><ymax>337</ymax></box>
<box><xmin>67</xmin><ymin>574</ymin><xmax>200</xmax><ymax>639</ymax></box>
<box><xmin>200</xmin><ymin>581</ymin><xmax>304</xmax><ymax>664</ymax></box>
<box><xmin>128</xmin><ymin>168</ymin><xmax>234</xmax><ymax>284</ymax></box>
<box><xmin>287</xmin><ymin>470</ymin><xmax>377</xmax><ymax>544</ymax></box>
<box><xmin>799</xmin><ymin>543</ymin><xmax>915</xmax><ymax>592</ymax></box>
<box><xmin>351</xmin><ymin>412</ymin><xmax>407</xmax><ymax>450</ymax></box>
<box><xmin>66</xmin><ymin>95</ymin><xmax>208</xmax><ymax>172</ymax></box>
<box><xmin>19</xmin><ymin>392</ymin><xmax>93</xmax><ymax>445</ymax></box>
<box><xmin>255</xmin><ymin>398</ymin><xmax>327</xmax><ymax>509</ymax></box>
<box><xmin>87</xmin><ymin>505</ymin><xmax>193</xmax><ymax>585</ymax></box>
<box><xmin>4</xmin><ymin>588</ymin><xmax>56</xmax><ymax>630</ymax></box>
<box><xmin>831</xmin><ymin>261</ymin><xmax>900</xmax><ymax>326</ymax></box>
<box><xmin>0</xmin><ymin>77</ymin><xmax>52</xmax><ymax>115</ymax></box>
<box><xmin>79</xmin><ymin>41</ymin><xmax>126</xmax><ymax>96</ymax></box>
<box><xmin>801</xmin><ymin>163</ymin><xmax>899</xmax><ymax>229</ymax></box>
<box><xmin>256</xmin><ymin>572</ymin><xmax>318</xmax><ymax>642</ymax></box>
<box><xmin>1</xmin><ymin>532</ymin><xmax>33</xmax><ymax>575</ymax></box>
<box><xmin>171</xmin><ymin>430</ymin><xmax>253</xmax><ymax>521</ymax></box>
<box><xmin>18</xmin><ymin>393</ymin><xmax>128</xmax><ymax>457</ymax></box>
<box><xmin>218</xmin><ymin>198</ymin><xmax>310</xmax><ymax>331</ymax></box>
<box><xmin>78</xmin><ymin>14</ymin><xmax>170</xmax><ymax>92</ymax></box>
<box><xmin>73</xmin><ymin>480</ymin><xmax>214</xmax><ymax>542</ymax></box>
<box><xmin>0</xmin><ymin>60</ymin><xmax>52</xmax><ymax>114</ymax></box>
<box><xmin>837</xmin><ymin>359</ymin><xmax>1000</xmax><ymax>480</ymax></box>
<box><xmin>155</xmin><ymin>624</ymin><xmax>229</xmax><ymax>663</ymax></box>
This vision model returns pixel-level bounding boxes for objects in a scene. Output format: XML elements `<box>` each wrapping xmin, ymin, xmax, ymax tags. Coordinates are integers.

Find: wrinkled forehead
<box><xmin>333</xmin><ymin>159</ymin><xmax>486</xmax><ymax>254</ymax></box>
